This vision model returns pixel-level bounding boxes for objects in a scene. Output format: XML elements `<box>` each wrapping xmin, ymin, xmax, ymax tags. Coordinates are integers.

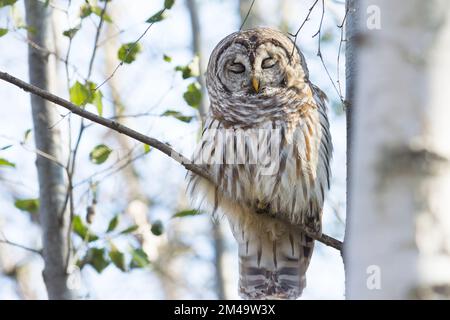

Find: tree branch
<box><xmin>290</xmin><ymin>0</ymin><xmax>319</xmax><ymax>58</ymax></box>
<box><xmin>0</xmin><ymin>238</ymin><xmax>42</xmax><ymax>255</ymax></box>
<box><xmin>86</xmin><ymin>0</ymin><xmax>108</xmax><ymax>79</ymax></box>
<box><xmin>239</xmin><ymin>0</ymin><xmax>256</xmax><ymax>30</ymax></box>
<box><xmin>0</xmin><ymin>70</ymin><xmax>343</xmax><ymax>252</ymax></box>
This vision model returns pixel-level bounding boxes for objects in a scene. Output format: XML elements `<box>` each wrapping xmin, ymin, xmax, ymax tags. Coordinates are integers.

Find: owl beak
<box><xmin>251</xmin><ymin>76</ymin><xmax>260</xmax><ymax>93</ymax></box>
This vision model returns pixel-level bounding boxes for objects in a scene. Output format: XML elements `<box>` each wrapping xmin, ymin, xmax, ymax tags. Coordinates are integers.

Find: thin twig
<box><xmin>57</xmin><ymin>0</ymin><xmax>76</xmax><ymax>226</ymax></box>
<box><xmin>311</xmin><ymin>0</ymin><xmax>345</xmax><ymax>104</ymax></box>
<box><xmin>73</xmin><ymin>148</ymin><xmax>146</xmax><ymax>188</ymax></box>
<box><xmin>20</xmin><ymin>142</ymin><xmax>66</xmax><ymax>168</ymax></box>
<box><xmin>63</xmin><ymin>2</ymin><xmax>110</xmax><ymax>269</ymax></box>
<box><xmin>0</xmin><ymin>234</ymin><xmax>42</xmax><ymax>255</ymax></box>
<box><xmin>36</xmin><ymin>0</ymin><xmax>68</xmax><ymax>13</ymax></box>
<box><xmin>87</xmin><ymin>0</ymin><xmax>108</xmax><ymax>79</ymax></box>
<box><xmin>97</xmin><ymin>29</ymin><xmax>125</xmax><ymax>47</ymax></box>
<box><xmin>12</xmin><ymin>32</ymin><xmax>86</xmax><ymax>83</ymax></box>
<box><xmin>336</xmin><ymin>7</ymin><xmax>349</xmax><ymax>103</ymax></box>
<box><xmin>240</xmin><ymin>0</ymin><xmax>256</xmax><ymax>30</ymax></box>
<box><xmin>290</xmin><ymin>0</ymin><xmax>319</xmax><ymax>58</ymax></box>
<box><xmin>0</xmin><ymin>70</ymin><xmax>343</xmax><ymax>252</ymax></box>
<box><xmin>312</xmin><ymin>0</ymin><xmax>325</xmax><ymax>40</ymax></box>
<box><xmin>95</xmin><ymin>9</ymin><xmax>166</xmax><ymax>91</ymax></box>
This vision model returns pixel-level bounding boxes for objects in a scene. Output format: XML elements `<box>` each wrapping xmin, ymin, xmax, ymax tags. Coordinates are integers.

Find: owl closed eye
<box><xmin>210</xmin><ymin>30</ymin><xmax>306</xmax><ymax>96</ymax></box>
<box><xmin>192</xmin><ymin>27</ymin><xmax>332</xmax><ymax>300</ymax></box>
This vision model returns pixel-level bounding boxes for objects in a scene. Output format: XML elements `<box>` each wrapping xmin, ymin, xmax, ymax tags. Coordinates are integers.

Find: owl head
<box><xmin>206</xmin><ymin>27</ymin><xmax>309</xmax><ymax>101</ymax></box>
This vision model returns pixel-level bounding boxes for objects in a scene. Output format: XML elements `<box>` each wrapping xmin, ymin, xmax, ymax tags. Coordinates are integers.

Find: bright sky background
<box><xmin>0</xmin><ymin>0</ymin><xmax>346</xmax><ymax>299</ymax></box>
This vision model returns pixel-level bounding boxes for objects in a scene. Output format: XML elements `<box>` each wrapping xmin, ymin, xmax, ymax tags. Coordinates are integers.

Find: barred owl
<box><xmin>188</xmin><ymin>27</ymin><xmax>332</xmax><ymax>299</ymax></box>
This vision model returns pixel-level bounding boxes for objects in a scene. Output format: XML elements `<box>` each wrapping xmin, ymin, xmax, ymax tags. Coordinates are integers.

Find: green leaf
<box><xmin>119</xmin><ymin>225</ymin><xmax>139</xmax><ymax>235</ymax></box>
<box><xmin>17</xmin><ymin>25</ymin><xmax>37</xmax><ymax>35</ymax></box>
<box><xmin>175</xmin><ymin>56</ymin><xmax>199</xmax><ymax>79</ymax></box>
<box><xmin>80</xmin><ymin>4</ymin><xmax>92</xmax><ymax>18</ymax></box>
<box><xmin>89</xmin><ymin>144</ymin><xmax>112</xmax><ymax>165</ymax></box>
<box><xmin>92</xmin><ymin>90</ymin><xmax>103</xmax><ymax>116</ymax></box>
<box><xmin>14</xmin><ymin>198</ymin><xmax>39</xmax><ymax>214</ymax></box>
<box><xmin>183</xmin><ymin>83</ymin><xmax>202</xmax><ymax>109</ymax></box>
<box><xmin>84</xmin><ymin>81</ymin><xmax>102</xmax><ymax>114</ymax></box>
<box><xmin>163</xmin><ymin>54</ymin><xmax>172</xmax><ymax>63</ymax></box>
<box><xmin>146</xmin><ymin>9</ymin><xmax>165</xmax><ymax>23</ymax></box>
<box><xmin>84</xmin><ymin>248</ymin><xmax>109</xmax><ymax>273</ymax></box>
<box><xmin>109</xmin><ymin>246</ymin><xmax>126</xmax><ymax>271</ymax></box>
<box><xmin>72</xmin><ymin>215</ymin><xmax>99</xmax><ymax>242</ymax></box>
<box><xmin>91</xmin><ymin>5</ymin><xmax>112</xmax><ymax>23</ymax></box>
<box><xmin>85</xmin><ymin>80</ymin><xmax>96</xmax><ymax>94</ymax></box>
<box><xmin>175</xmin><ymin>65</ymin><xmax>193</xmax><ymax>79</ymax></box>
<box><xmin>0</xmin><ymin>0</ymin><xmax>17</xmax><ymax>8</ymax></box>
<box><xmin>150</xmin><ymin>220</ymin><xmax>164</xmax><ymax>236</ymax></box>
<box><xmin>117</xmin><ymin>42</ymin><xmax>142</xmax><ymax>64</ymax></box>
<box><xmin>172</xmin><ymin>209</ymin><xmax>200</xmax><ymax>218</ymax></box>
<box><xmin>161</xmin><ymin>110</ymin><xmax>193</xmax><ymax>123</ymax></box>
<box><xmin>143</xmin><ymin>144</ymin><xmax>151</xmax><ymax>154</ymax></box>
<box><xmin>130</xmin><ymin>248</ymin><xmax>150</xmax><ymax>269</ymax></box>
<box><xmin>164</xmin><ymin>0</ymin><xmax>175</xmax><ymax>9</ymax></box>
<box><xmin>0</xmin><ymin>158</ymin><xmax>15</xmax><ymax>168</ymax></box>
<box><xmin>62</xmin><ymin>27</ymin><xmax>80</xmax><ymax>39</ymax></box>
<box><xmin>0</xmin><ymin>28</ymin><xmax>8</xmax><ymax>37</ymax></box>
<box><xmin>69</xmin><ymin>81</ymin><xmax>89</xmax><ymax>106</ymax></box>
<box><xmin>72</xmin><ymin>215</ymin><xmax>85</xmax><ymax>236</ymax></box>
<box><xmin>23</xmin><ymin>129</ymin><xmax>32</xmax><ymax>142</ymax></box>
<box><xmin>106</xmin><ymin>215</ymin><xmax>119</xmax><ymax>233</ymax></box>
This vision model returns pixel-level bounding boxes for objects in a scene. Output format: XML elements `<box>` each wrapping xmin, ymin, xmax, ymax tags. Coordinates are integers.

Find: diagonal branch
<box><xmin>239</xmin><ymin>0</ymin><xmax>256</xmax><ymax>30</ymax></box>
<box><xmin>0</xmin><ymin>70</ymin><xmax>343</xmax><ymax>252</ymax></box>
<box><xmin>290</xmin><ymin>0</ymin><xmax>319</xmax><ymax>58</ymax></box>
<box><xmin>0</xmin><ymin>237</ymin><xmax>42</xmax><ymax>255</ymax></box>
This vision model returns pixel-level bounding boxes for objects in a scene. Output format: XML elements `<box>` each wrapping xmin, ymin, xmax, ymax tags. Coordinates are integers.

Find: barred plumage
<box><xmin>188</xmin><ymin>28</ymin><xmax>332</xmax><ymax>299</ymax></box>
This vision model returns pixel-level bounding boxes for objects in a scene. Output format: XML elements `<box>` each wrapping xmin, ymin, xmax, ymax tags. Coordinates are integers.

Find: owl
<box><xmin>188</xmin><ymin>27</ymin><xmax>332</xmax><ymax>300</ymax></box>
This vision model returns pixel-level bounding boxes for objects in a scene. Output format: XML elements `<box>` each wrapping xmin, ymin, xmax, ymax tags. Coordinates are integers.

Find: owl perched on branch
<box><xmin>188</xmin><ymin>27</ymin><xmax>332</xmax><ymax>300</ymax></box>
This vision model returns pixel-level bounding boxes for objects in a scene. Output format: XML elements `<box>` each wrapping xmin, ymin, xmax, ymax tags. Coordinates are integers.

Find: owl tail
<box><xmin>238</xmin><ymin>230</ymin><xmax>314</xmax><ymax>300</ymax></box>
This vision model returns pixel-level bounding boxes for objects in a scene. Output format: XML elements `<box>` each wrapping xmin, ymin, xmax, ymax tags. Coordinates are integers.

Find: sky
<box><xmin>0</xmin><ymin>0</ymin><xmax>346</xmax><ymax>300</ymax></box>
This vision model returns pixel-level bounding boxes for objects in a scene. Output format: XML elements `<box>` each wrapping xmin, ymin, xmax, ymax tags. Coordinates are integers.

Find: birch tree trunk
<box><xmin>346</xmin><ymin>0</ymin><xmax>450</xmax><ymax>299</ymax></box>
<box><xmin>343</xmin><ymin>0</ymin><xmax>361</xmax><ymax>295</ymax></box>
<box><xmin>25</xmin><ymin>0</ymin><xmax>72</xmax><ymax>300</ymax></box>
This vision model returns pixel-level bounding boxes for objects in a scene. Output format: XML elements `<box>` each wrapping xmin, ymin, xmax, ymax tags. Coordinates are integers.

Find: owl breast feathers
<box><xmin>188</xmin><ymin>27</ymin><xmax>332</xmax><ymax>300</ymax></box>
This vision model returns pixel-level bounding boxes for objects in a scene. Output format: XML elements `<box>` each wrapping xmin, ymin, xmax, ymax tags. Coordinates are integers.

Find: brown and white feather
<box><xmin>188</xmin><ymin>28</ymin><xmax>332</xmax><ymax>300</ymax></box>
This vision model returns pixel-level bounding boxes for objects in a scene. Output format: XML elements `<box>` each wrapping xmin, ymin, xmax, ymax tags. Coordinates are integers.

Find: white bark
<box><xmin>346</xmin><ymin>0</ymin><xmax>450</xmax><ymax>299</ymax></box>
<box><xmin>344</xmin><ymin>0</ymin><xmax>361</xmax><ymax>295</ymax></box>
<box><xmin>25</xmin><ymin>0</ymin><xmax>72</xmax><ymax>299</ymax></box>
